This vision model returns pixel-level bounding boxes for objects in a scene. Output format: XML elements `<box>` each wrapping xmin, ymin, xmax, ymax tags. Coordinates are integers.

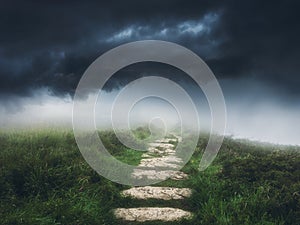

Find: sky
<box><xmin>0</xmin><ymin>0</ymin><xmax>300</xmax><ymax>145</ymax></box>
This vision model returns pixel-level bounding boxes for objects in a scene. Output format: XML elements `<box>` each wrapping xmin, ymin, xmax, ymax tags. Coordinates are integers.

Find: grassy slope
<box><xmin>0</xmin><ymin>130</ymin><xmax>299</xmax><ymax>225</ymax></box>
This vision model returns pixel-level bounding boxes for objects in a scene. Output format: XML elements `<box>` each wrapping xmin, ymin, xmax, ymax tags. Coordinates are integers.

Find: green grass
<box><xmin>0</xmin><ymin>129</ymin><xmax>299</xmax><ymax>224</ymax></box>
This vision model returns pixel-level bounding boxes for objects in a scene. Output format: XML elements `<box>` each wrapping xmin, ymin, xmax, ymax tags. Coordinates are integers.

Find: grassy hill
<box><xmin>0</xmin><ymin>129</ymin><xmax>299</xmax><ymax>224</ymax></box>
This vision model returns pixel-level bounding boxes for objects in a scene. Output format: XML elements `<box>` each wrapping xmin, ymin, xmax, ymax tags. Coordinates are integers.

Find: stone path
<box><xmin>114</xmin><ymin>207</ymin><xmax>192</xmax><ymax>222</ymax></box>
<box><xmin>131</xmin><ymin>137</ymin><xmax>188</xmax><ymax>181</ymax></box>
<box><xmin>122</xmin><ymin>186</ymin><xmax>192</xmax><ymax>200</ymax></box>
<box><xmin>114</xmin><ymin>136</ymin><xmax>193</xmax><ymax>222</ymax></box>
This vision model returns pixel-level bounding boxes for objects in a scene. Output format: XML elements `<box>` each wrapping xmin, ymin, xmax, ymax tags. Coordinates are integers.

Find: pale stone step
<box><xmin>114</xmin><ymin>207</ymin><xmax>192</xmax><ymax>222</ymax></box>
<box><xmin>147</xmin><ymin>147</ymin><xmax>166</xmax><ymax>155</ymax></box>
<box><xmin>141</xmin><ymin>153</ymin><xmax>153</xmax><ymax>158</ymax></box>
<box><xmin>147</xmin><ymin>147</ymin><xmax>176</xmax><ymax>155</ymax></box>
<box><xmin>132</xmin><ymin>169</ymin><xmax>188</xmax><ymax>180</ymax></box>
<box><xmin>122</xmin><ymin>186</ymin><xmax>192</xmax><ymax>200</ymax></box>
<box><xmin>140</xmin><ymin>155</ymin><xmax>183</xmax><ymax>164</ymax></box>
<box><xmin>138</xmin><ymin>158</ymin><xmax>181</xmax><ymax>169</ymax></box>
<box><xmin>149</xmin><ymin>143</ymin><xmax>175</xmax><ymax>149</ymax></box>
<box><xmin>161</xmin><ymin>155</ymin><xmax>183</xmax><ymax>163</ymax></box>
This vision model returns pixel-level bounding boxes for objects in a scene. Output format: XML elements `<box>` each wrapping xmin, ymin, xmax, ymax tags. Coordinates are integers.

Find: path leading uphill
<box><xmin>114</xmin><ymin>136</ymin><xmax>193</xmax><ymax>222</ymax></box>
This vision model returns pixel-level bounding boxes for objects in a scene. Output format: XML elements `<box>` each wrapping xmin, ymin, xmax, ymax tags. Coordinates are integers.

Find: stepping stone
<box><xmin>170</xmin><ymin>171</ymin><xmax>189</xmax><ymax>180</ymax></box>
<box><xmin>141</xmin><ymin>153</ymin><xmax>152</xmax><ymax>158</ymax></box>
<box><xmin>114</xmin><ymin>207</ymin><xmax>192</xmax><ymax>222</ymax></box>
<box><xmin>138</xmin><ymin>158</ymin><xmax>181</xmax><ymax>169</ymax></box>
<box><xmin>147</xmin><ymin>147</ymin><xmax>165</xmax><ymax>155</ymax></box>
<box><xmin>122</xmin><ymin>186</ymin><xmax>192</xmax><ymax>200</ymax></box>
<box><xmin>161</xmin><ymin>155</ymin><xmax>183</xmax><ymax>163</ymax></box>
<box><xmin>164</xmin><ymin>149</ymin><xmax>176</xmax><ymax>154</ymax></box>
<box><xmin>132</xmin><ymin>169</ymin><xmax>188</xmax><ymax>181</ymax></box>
<box><xmin>149</xmin><ymin>143</ymin><xmax>175</xmax><ymax>149</ymax></box>
<box><xmin>147</xmin><ymin>148</ymin><xmax>176</xmax><ymax>156</ymax></box>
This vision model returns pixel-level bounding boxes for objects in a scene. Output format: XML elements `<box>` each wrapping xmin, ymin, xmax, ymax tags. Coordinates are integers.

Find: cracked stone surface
<box><xmin>122</xmin><ymin>186</ymin><xmax>192</xmax><ymax>200</ymax></box>
<box><xmin>114</xmin><ymin>207</ymin><xmax>192</xmax><ymax>222</ymax></box>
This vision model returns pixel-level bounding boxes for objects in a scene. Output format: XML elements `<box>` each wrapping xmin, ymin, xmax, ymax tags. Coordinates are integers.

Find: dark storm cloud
<box><xmin>0</xmin><ymin>0</ymin><xmax>299</xmax><ymax>99</ymax></box>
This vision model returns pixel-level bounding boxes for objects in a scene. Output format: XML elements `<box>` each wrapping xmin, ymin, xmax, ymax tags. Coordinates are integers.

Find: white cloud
<box><xmin>105</xmin><ymin>12</ymin><xmax>220</xmax><ymax>43</ymax></box>
<box><xmin>178</xmin><ymin>22</ymin><xmax>204</xmax><ymax>34</ymax></box>
<box><xmin>107</xmin><ymin>27</ymin><xmax>134</xmax><ymax>42</ymax></box>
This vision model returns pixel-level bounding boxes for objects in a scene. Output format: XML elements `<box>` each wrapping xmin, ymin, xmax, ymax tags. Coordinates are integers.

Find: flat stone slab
<box><xmin>122</xmin><ymin>186</ymin><xmax>192</xmax><ymax>200</ymax></box>
<box><xmin>147</xmin><ymin>147</ymin><xmax>176</xmax><ymax>155</ymax></box>
<box><xmin>138</xmin><ymin>158</ymin><xmax>181</xmax><ymax>169</ymax></box>
<box><xmin>141</xmin><ymin>153</ymin><xmax>153</xmax><ymax>158</ymax></box>
<box><xmin>161</xmin><ymin>155</ymin><xmax>183</xmax><ymax>163</ymax></box>
<box><xmin>114</xmin><ymin>207</ymin><xmax>192</xmax><ymax>222</ymax></box>
<box><xmin>132</xmin><ymin>169</ymin><xmax>188</xmax><ymax>181</ymax></box>
<box><xmin>168</xmin><ymin>170</ymin><xmax>189</xmax><ymax>180</ymax></box>
<box><xmin>149</xmin><ymin>143</ymin><xmax>175</xmax><ymax>149</ymax></box>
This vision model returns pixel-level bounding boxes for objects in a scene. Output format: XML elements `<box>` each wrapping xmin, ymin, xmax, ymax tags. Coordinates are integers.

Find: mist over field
<box><xmin>1</xmin><ymin>76</ymin><xmax>300</xmax><ymax>146</ymax></box>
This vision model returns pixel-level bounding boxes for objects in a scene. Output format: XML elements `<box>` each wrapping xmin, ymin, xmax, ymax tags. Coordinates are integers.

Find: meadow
<box><xmin>0</xmin><ymin>129</ymin><xmax>299</xmax><ymax>224</ymax></box>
